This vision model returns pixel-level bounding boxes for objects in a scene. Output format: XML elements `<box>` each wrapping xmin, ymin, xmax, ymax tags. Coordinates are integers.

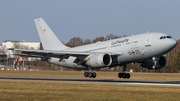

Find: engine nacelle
<box><xmin>86</xmin><ymin>54</ymin><xmax>112</xmax><ymax>68</ymax></box>
<box><xmin>141</xmin><ymin>56</ymin><xmax>166</xmax><ymax>70</ymax></box>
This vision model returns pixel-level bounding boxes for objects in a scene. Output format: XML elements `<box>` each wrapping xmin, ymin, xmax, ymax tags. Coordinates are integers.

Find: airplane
<box><xmin>7</xmin><ymin>18</ymin><xmax>177</xmax><ymax>79</ymax></box>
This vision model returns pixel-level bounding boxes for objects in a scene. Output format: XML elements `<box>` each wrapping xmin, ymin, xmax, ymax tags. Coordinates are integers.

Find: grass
<box><xmin>0</xmin><ymin>81</ymin><xmax>180</xmax><ymax>101</ymax></box>
<box><xmin>0</xmin><ymin>70</ymin><xmax>180</xmax><ymax>81</ymax></box>
<box><xmin>0</xmin><ymin>70</ymin><xmax>180</xmax><ymax>100</ymax></box>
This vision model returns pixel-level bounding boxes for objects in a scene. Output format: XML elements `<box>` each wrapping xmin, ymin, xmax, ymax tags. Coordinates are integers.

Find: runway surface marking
<box><xmin>0</xmin><ymin>76</ymin><xmax>180</xmax><ymax>87</ymax></box>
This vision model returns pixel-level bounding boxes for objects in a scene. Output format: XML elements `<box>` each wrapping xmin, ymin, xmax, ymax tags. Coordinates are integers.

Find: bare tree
<box><xmin>83</xmin><ymin>39</ymin><xmax>92</xmax><ymax>45</ymax></box>
<box><xmin>173</xmin><ymin>52</ymin><xmax>180</xmax><ymax>71</ymax></box>
<box><xmin>92</xmin><ymin>36</ymin><xmax>104</xmax><ymax>43</ymax></box>
<box><xmin>165</xmin><ymin>40</ymin><xmax>180</xmax><ymax>73</ymax></box>
<box><xmin>104</xmin><ymin>34</ymin><xmax>120</xmax><ymax>41</ymax></box>
<box><xmin>66</xmin><ymin>37</ymin><xmax>83</xmax><ymax>47</ymax></box>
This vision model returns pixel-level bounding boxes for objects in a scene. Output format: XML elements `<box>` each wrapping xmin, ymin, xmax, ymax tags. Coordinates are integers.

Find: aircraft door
<box><xmin>144</xmin><ymin>35</ymin><xmax>153</xmax><ymax>57</ymax></box>
<box><xmin>145</xmin><ymin>35</ymin><xmax>152</xmax><ymax>47</ymax></box>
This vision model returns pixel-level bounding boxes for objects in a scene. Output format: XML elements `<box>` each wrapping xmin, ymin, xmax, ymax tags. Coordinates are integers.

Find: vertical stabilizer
<box><xmin>34</xmin><ymin>18</ymin><xmax>69</xmax><ymax>50</ymax></box>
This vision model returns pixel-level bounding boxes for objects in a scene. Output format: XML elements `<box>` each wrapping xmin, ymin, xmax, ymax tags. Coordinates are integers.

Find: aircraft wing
<box><xmin>7</xmin><ymin>48</ymin><xmax>122</xmax><ymax>62</ymax></box>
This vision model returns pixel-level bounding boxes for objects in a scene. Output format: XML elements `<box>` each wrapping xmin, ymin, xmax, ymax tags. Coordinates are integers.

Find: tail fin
<box><xmin>34</xmin><ymin>18</ymin><xmax>69</xmax><ymax>50</ymax></box>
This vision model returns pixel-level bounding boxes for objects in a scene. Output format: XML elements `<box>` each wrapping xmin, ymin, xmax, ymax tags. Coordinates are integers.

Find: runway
<box><xmin>0</xmin><ymin>76</ymin><xmax>180</xmax><ymax>87</ymax></box>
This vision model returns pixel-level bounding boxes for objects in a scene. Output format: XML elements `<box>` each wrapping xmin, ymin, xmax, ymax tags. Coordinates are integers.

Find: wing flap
<box><xmin>7</xmin><ymin>48</ymin><xmax>90</xmax><ymax>61</ymax></box>
<box><xmin>7</xmin><ymin>48</ymin><xmax>123</xmax><ymax>62</ymax></box>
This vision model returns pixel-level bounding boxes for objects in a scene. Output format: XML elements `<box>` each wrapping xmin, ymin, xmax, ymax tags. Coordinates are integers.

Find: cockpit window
<box><xmin>160</xmin><ymin>36</ymin><xmax>172</xmax><ymax>39</ymax></box>
<box><xmin>166</xmin><ymin>36</ymin><xmax>172</xmax><ymax>38</ymax></box>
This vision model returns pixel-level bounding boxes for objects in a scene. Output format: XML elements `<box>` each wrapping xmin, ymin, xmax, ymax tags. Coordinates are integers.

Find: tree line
<box><xmin>65</xmin><ymin>34</ymin><xmax>126</xmax><ymax>47</ymax></box>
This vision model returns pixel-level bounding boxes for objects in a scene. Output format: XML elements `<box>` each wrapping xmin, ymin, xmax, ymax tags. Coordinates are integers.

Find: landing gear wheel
<box><xmin>118</xmin><ymin>64</ymin><xmax>131</xmax><ymax>79</ymax></box>
<box><xmin>118</xmin><ymin>73</ymin><xmax>122</xmax><ymax>78</ymax></box>
<box><xmin>89</xmin><ymin>72</ymin><xmax>93</xmax><ymax>78</ymax></box>
<box><xmin>122</xmin><ymin>73</ymin><xmax>126</xmax><ymax>79</ymax></box>
<box><xmin>85</xmin><ymin>66</ymin><xmax>96</xmax><ymax>78</ymax></box>
<box><xmin>126</xmin><ymin>73</ymin><xmax>130</xmax><ymax>79</ymax></box>
<box><xmin>92</xmin><ymin>72</ymin><xmax>96</xmax><ymax>78</ymax></box>
<box><xmin>84</xmin><ymin>72</ymin><xmax>89</xmax><ymax>77</ymax></box>
<box><xmin>118</xmin><ymin>73</ymin><xmax>131</xmax><ymax>79</ymax></box>
<box><xmin>84</xmin><ymin>72</ymin><xmax>97</xmax><ymax>78</ymax></box>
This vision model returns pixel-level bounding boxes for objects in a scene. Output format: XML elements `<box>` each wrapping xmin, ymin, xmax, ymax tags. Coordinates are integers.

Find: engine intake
<box><xmin>86</xmin><ymin>54</ymin><xmax>112</xmax><ymax>68</ymax></box>
<box><xmin>141</xmin><ymin>56</ymin><xmax>166</xmax><ymax>70</ymax></box>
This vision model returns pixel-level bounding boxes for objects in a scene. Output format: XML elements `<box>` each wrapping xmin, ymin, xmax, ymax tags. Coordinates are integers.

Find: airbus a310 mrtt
<box><xmin>7</xmin><ymin>18</ymin><xmax>177</xmax><ymax>79</ymax></box>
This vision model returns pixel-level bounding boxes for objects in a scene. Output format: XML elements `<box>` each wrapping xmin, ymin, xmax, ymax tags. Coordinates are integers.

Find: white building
<box><xmin>1</xmin><ymin>40</ymin><xmax>41</xmax><ymax>61</ymax></box>
<box><xmin>2</xmin><ymin>40</ymin><xmax>40</xmax><ymax>49</ymax></box>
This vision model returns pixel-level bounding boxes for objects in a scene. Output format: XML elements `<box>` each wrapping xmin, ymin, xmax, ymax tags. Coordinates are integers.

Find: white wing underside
<box><xmin>7</xmin><ymin>48</ymin><xmax>122</xmax><ymax>62</ymax></box>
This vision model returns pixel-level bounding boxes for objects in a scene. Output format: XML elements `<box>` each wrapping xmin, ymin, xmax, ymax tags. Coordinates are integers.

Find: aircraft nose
<box><xmin>169</xmin><ymin>39</ymin><xmax>177</xmax><ymax>49</ymax></box>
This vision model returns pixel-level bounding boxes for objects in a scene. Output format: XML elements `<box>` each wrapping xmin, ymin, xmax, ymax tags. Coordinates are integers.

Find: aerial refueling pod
<box><xmin>141</xmin><ymin>56</ymin><xmax>166</xmax><ymax>70</ymax></box>
<box><xmin>86</xmin><ymin>53</ymin><xmax>112</xmax><ymax>68</ymax></box>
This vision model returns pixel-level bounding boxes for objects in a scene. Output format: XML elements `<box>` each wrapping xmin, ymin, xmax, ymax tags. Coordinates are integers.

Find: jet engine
<box><xmin>141</xmin><ymin>56</ymin><xmax>166</xmax><ymax>70</ymax></box>
<box><xmin>86</xmin><ymin>54</ymin><xmax>112</xmax><ymax>68</ymax></box>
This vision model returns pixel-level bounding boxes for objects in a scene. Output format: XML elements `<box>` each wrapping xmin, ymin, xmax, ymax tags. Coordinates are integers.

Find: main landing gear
<box><xmin>118</xmin><ymin>64</ymin><xmax>130</xmax><ymax>79</ymax></box>
<box><xmin>118</xmin><ymin>73</ymin><xmax>130</xmax><ymax>79</ymax></box>
<box><xmin>84</xmin><ymin>66</ymin><xmax>96</xmax><ymax>78</ymax></box>
<box><xmin>84</xmin><ymin>72</ymin><xmax>96</xmax><ymax>78</ymax></box>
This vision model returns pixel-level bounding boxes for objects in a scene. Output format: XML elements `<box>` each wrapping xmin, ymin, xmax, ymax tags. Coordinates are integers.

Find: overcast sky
<box><xmin>0</xmin><ymin>0</ymin><xmax>180</xmax><ymax>44</ymax></box>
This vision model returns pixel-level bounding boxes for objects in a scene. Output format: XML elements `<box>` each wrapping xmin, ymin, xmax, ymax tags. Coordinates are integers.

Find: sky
<box><xmin>0</xmin><ymin>0</ymin><xmax>180</xmax><ymax>44</ymax></box>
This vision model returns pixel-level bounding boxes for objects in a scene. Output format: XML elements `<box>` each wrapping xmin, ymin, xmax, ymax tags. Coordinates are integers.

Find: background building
<box><xmin>0</xmin><ymin>40</ymin><xmax>42</xmax><ymax>70</ymax></box>
<box><xmin>2</xmin><ymin>40</ymin><xmax>41</xmax><ymax>58</ymax></box>
<box><xmin>0</xmin><ymin>46</ymin><xmax>7</xmax><ymax>70</ymax></box>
